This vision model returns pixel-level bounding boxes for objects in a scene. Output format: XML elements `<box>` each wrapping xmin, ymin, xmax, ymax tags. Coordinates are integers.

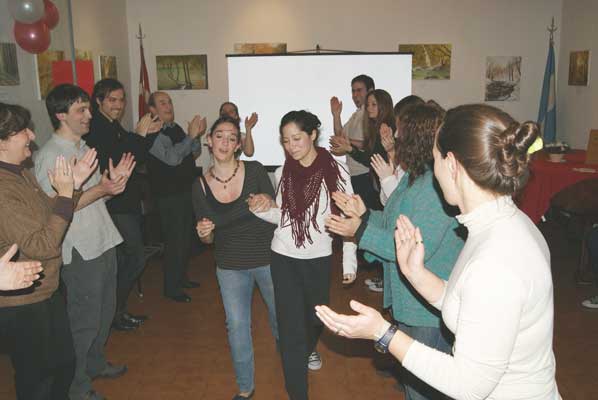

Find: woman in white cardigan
<box><xmin>250</xmin><ymin>110</ymin><xmax>356</xmax><ymax>400</ymax></box>
<box><xmin>317</xmin><ymin>104</ymin><xmax>561</xmax><ymax>400</ymax></box>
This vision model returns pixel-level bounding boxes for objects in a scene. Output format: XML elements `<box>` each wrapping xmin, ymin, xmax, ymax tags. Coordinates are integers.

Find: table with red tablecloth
<box><xmin>517</xmin><ymin>150</ymin><xmax>598</xmax><ymax>223</ymax></box>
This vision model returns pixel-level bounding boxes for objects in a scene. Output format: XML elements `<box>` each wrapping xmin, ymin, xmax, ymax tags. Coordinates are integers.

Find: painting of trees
<box><xmin>485</xmin><ymin>56</ymin><xmax>522</xmax><ymax>101</ymax></box>
<box><xmin>0</xmin><ymin>43</ymin><xmax>19</xmax><ymax>86</ymax></box>
<box><xmin>398</xmin><ymin>44</ymin><xmax>452</xmax><ymax>80</ymax></box>
<box><xmin>156</xmin><ymin>55</ymin><xmax>208</xmax><ymax>90</ymax></box>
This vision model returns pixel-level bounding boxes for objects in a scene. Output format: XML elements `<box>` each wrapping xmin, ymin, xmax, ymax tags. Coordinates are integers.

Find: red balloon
<box><xmin>43</xmin><ymin>0</ymin><xmax>59</xmax><ymax>30</ymax></box>
<box><xmin>14</xmin><ymin>20</ymin><xmax>50</xmax><ymax>54</ymax></box>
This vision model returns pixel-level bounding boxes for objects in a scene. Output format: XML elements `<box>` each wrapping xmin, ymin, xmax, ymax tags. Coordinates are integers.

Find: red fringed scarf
<box><xmin>277</xmin><ymin>146</ymin><xmax>347</xmax><ymax>248</ymax></box>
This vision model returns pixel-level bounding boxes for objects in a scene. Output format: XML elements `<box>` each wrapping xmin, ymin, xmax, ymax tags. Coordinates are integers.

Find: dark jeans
<box><xmin>351</xmin><ymin>172</ymin><xmax>382</xmax><ymax>211</ymax></box>
<box><xmin>270</xmin><ymin>252</ymin><xmax>331</xmax><ymax>400</ymax></box>
<box><xmin>62</xmin><ymin>248</ymin><xmax>117</xmax><ymax>400</ymax></box>
<box><xmin>111</xmin><ymin>213</ymin><xmax>146</xmax><ymax>318</ymax></box>
<box><xmin>0</xmin><ymin>292</ymin><xmax>75</xmax><ymax>400</ymax></box>
<box><xmin>156</xmin><ymin>191</ymin><xmax>193</xmax><ymax>297</ymax></box>
<box><xmin>398</xmin><ymin>323</ymin><xmax>453</xmax><ymax>400</ymax></box>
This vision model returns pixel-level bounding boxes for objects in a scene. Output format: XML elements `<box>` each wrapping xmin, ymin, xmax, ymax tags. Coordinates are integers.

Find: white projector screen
<box><xmin>227</xmin><ymin>53</ymin><xmax>412</xmax><ymax>166</ymax></box>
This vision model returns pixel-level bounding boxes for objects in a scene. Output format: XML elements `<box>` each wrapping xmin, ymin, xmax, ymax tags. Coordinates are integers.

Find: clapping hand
<box><xmin>380</xmin><ymin>123</ymin><xmax>395</xmax><ymax>152</ymax></box>
<box><xmin>371</xmin><ymin>154</ymin><xmax>394</xmax><ymax>180</ymax></box>
<box><xmin>325</xmin><ymin>213</ymin><xmax>361</xmax><ymax>238</ymax></box>
<box><xmin>109</xmin><ymin>153</ymin><xmax>136</xmax><ymax>181</ymax></box>
<box><xmin>0</xmin><ymin>244</ymin><xmax>43</xmax><ymax>291</ymax></box>
<box><xmin>70</xmin><ymin>148</ymin><xmax>98</xmax><ymax>190</ymax></box>
<box><xmin>136</xmin><ymin>113</ymin><xmax>162</xmax><ymax>137</ymax></box>
<box><xmin>244</xmin><ymin>113</ymin><xmax>258</xmax><ymax>131</ymax></box>
<box><xmin>329</xmin><ymin>135</ymin><xmax>352</xmax><ymax>156</ymax></box>
<box><xmin>315</xmin><ymin>300</ymin><xmax>387</xmax><ymax>340</ymax></box>
<box><xmin>331</xmin><ymin>191</ymin><xmax>366</xmax><ymax>218</ymax></box>
<box><xmin>330</xmin><ymin>96</ymin><xmax>343</xmax><ymax>116</ymax></box>
<box><xmin>48</xmin><ymin>155</ymin><xmax>74</xmax><ymax>197</ymax></box>
<box><xmin>395</xmin><ymin>215</ymin><xmax>426</xmax><ymax>283</ymax></box>
<box><xmin>100</xmin><ymin>170</ymin><xmax>127</xmax><ymax>196</ymax></box>
<box><xmin>188</xmin><ymin>115</ymin><xmax>207</xmax><ymax>139</ymax></box>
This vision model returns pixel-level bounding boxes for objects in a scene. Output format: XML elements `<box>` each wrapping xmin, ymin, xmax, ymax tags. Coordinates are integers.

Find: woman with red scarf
<box><xmin>249</xmin><ymin>110</ymin><xmax>357</xmax><ymax>400</ymax></box>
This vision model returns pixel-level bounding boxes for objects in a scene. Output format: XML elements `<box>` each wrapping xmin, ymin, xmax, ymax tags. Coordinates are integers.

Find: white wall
<box><xmin>557</xmin><ymin>0</ymin><xmax>598</xmax><ymax>149</ymax></box>
<box><xmin>0</xmin><ymin>0</ymin><xmax>132</xmax><ymax>145</ymax></box>
<box><xmin>125</xmin><ymin>0</ymin><xmax>562</xmax><ymax>134</ymax></box>
<box><xmin>71</xmin><ymin>0</ymin><xmax>133</xmax><ymax>129</ymax></box>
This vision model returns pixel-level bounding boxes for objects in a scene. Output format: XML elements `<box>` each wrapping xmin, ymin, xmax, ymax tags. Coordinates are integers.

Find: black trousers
<box><xmin>0</xmin><ymin>292</ymin><xmax>75</xmax><ymax>400</ymax></box>
<box><xmin>156</xmin><ymin>191</ymin><xmax>193</xmax><ymax>297</ymax></box>
<box><xmin>111</xmin><ymin>213</ymin><xmax>146</xmax><ymax>317</ymax></box>
<box><xmin>351</xmin><ymin>172</ymin><xmax>382</xmax><ymax>211</ymax></box>
<box><xmin>270</xmin><ymin>252</ymin><xmax>331</xmax><ymax>400</ymax></box>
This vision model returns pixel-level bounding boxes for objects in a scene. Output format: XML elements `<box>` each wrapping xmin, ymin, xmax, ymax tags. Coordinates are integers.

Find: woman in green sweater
<box><xmin>326</xmin><ymin>103</ymin><xmax>464</xmax><ymax>400</ymax></box>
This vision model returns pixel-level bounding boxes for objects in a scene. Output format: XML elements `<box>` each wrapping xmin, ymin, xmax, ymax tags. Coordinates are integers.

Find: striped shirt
<box><xmin>191</xmin><ymin>161</ymin><xmax>275</xmax><ymax>269</ymax></box>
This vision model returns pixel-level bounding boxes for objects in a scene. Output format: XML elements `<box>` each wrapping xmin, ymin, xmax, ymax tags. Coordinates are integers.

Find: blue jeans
<box><xmin>398</xmin><ymin>323</ymin><xmax>453</xmax><ymax>400</ymax></box>
<box><xmin>216</xmin><ymin>265</ymin><xmax>278</xmax><ymax>393</ymax></box>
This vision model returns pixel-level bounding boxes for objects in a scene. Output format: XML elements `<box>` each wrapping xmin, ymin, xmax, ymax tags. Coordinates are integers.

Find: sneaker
<box><xmin>83</xmin><ymin>390</ymin><xmax>106</xmax><ymax>400</ymax></box>
<box><xmin>582</xmin><ymin>295</ymin><xmax>598</xmax><ymax>309</ymax></box>
<box><xmin>308</xmin><ymin>351</ymin><xmax>322</xmax><ymax>370</ymax></box>
<box><xmin>368</xmin><ymin>281</ymin><xmax>384</xmax><ymax>293</ymax></box>
<box><xmin>91</xmin><ymin>362</ymin><xmax>128</xmax><ymax>380</ymax></box>
<box><xmin>364</xmin><ymin>277</ymin><xmax>382</xmax><ymax>287</ymax></box>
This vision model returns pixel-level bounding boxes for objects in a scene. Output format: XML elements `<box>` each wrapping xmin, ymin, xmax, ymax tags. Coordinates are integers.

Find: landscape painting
<box><xmin>234</xmin><ymin>43</ymin><xmax>287</xmax><ymax>55</ymax></box>
<box><xmin>569</xmin><ymin>50</ymin><xmax>589</xmax><ymax>86</ymax></box>
<box><xmin>0</xmin><ymin>43</ymin><xmax>19</xmax><ymax>86</ymax></box>
<box><xmin>485</xmin><ymin>56</ymin><xmax>522</xmax><ymax>102</ymax></box>
<box><xmin>398</xmin><ymin>44</ymin><xmax>451</xmax><ymax>80</ymax></box>
<box><xmin>156</xmin><ymin>55</ymin><xmax>208</xmax><ymax>90</ymax></box>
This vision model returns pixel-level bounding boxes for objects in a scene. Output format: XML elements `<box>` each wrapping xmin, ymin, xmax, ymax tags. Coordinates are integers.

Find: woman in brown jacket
<box><xmin>0</xmin><ymin>102</ymin><xmax>96</xmax><ymax>399</ymax></box>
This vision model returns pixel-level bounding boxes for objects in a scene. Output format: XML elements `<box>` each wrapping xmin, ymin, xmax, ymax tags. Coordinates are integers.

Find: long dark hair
<box><xmin>363</xmin><ymin>89</ymin><xmax>395</xmax><ymax>153</ymax></box>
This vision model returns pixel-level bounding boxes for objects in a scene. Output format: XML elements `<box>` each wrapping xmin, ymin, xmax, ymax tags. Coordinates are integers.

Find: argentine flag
<box><xmin>538</xmin><ymin>41</ymin><xmax>557</xmax><ymax>143</ymax></box>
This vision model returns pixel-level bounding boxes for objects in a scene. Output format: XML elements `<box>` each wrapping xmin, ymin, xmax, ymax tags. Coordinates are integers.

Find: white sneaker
<box><xmin>308</xmin><ymin>351</ymin><xmax>322</xmax><ymax>370</ymax></box>
<box><xmin>581</xmin><ymin>295</ymin><xmax>598</xmax><ymax>309</ymax></box>
<box><xmin>364</xmin><ymin>277</ymin><xmax>382</xmax><ymax>286</ymax></box>
<box><xmin>368</xmin><ymin>281</ymin><xmax>384</xmax><ymax>293</ymax></box>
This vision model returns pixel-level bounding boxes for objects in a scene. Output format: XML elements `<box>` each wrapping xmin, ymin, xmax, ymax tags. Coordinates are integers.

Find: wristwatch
<box><xmin>374</xmin><ymin>324</ymin><xmax>399</xmax><ymax>354</ymax></box>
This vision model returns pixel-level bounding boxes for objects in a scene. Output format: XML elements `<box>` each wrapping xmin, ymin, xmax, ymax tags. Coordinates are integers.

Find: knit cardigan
<box><xmin>0</xmin><ymin>168</ymin><xmax>76</xmax><ymax>307</ymax></box>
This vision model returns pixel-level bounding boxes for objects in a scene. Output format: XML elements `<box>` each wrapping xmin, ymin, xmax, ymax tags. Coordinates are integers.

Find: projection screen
<box><xmin>227</xmin><ymin>53</ymin><xmax>412</xmax><ymax>166</ymax></box>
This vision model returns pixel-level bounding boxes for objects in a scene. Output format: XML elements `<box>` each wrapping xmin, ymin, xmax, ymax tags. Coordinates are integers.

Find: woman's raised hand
<box><xmin>329</xmin><ymin>135</ymin><xmax>352</xmax><ymax>155</ymax></box>
<box><xmin>395</xmin><ymin>215</ymin><xmax>426</xmax><ymax>283</ymax></box>
<box><xmin>331</xmin><ymin>191</ymin><xmax>366</xmax><ymax>218</ymax></box>
<box><xmin>371</xmin><ymin>153</ymin><xmax>394</xmax><ymax>180</ymax></box>
<box><xmin>48</xmin><ymin>155</ymin><xmax>74</xmax><ymax>197</ymax></box>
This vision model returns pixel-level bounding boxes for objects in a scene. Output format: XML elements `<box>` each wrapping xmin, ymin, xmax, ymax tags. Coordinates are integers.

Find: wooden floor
<box><xmin>1</xmin><ymin>220</ymin><xmax>597</xmax><ymax>400</ymax></box>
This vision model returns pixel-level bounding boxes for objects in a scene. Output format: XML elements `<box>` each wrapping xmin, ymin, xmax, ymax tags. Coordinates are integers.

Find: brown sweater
<box><xmin>0</xmin><ymin>165</ymin><xmax>76</xmax><ymax>307</ymax></box>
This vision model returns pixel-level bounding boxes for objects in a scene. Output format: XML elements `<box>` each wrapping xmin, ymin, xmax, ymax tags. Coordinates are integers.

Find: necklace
<box><xmin>209</xmin><ymin>161</ymin><xmax>240</xmax><ymax>189</ymax></box>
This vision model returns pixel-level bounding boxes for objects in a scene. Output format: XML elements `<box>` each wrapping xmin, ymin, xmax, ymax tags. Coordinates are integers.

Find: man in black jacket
<box><xmin>145</xmin><ymin>91</ymin><xmax>205</xmax><ymax>303</ymax></box>
<box><xmin>84</xmin><ymin>79</ymin><xmax>158</xmax><ymax>330</ymax></box>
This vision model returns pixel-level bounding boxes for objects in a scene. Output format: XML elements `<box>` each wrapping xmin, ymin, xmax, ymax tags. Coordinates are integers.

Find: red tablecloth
<box><xmin>517</xmin><ymin>150</ymin><xmax>598</xmax><ymax>223</ymax></box>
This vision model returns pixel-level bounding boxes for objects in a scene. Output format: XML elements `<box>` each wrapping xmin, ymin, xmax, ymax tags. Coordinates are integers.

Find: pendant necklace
<box><xmin>209</xmin><ymin>161</ymin><xmax>239</xmax><ymax>189</ymax></box>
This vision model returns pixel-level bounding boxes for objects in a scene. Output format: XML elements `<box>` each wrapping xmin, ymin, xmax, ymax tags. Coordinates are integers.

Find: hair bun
<box><xmin>497</xmin><ymin>121</ymin><xmax>540</xmax><ymax>192</ymax></box>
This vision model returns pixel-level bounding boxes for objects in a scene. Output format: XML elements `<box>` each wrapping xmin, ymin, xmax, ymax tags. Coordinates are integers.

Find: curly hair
<box><xmin>397</xmin><ymin>104</ymin><xmax>444</xmax><ymax>186</ymax></box>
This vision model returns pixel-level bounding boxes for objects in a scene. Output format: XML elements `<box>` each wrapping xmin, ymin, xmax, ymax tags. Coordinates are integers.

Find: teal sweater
<box><xmin>359</xmin><ymin>169</ymin><xmax>464</xmax><ymax>328</ymax></box>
